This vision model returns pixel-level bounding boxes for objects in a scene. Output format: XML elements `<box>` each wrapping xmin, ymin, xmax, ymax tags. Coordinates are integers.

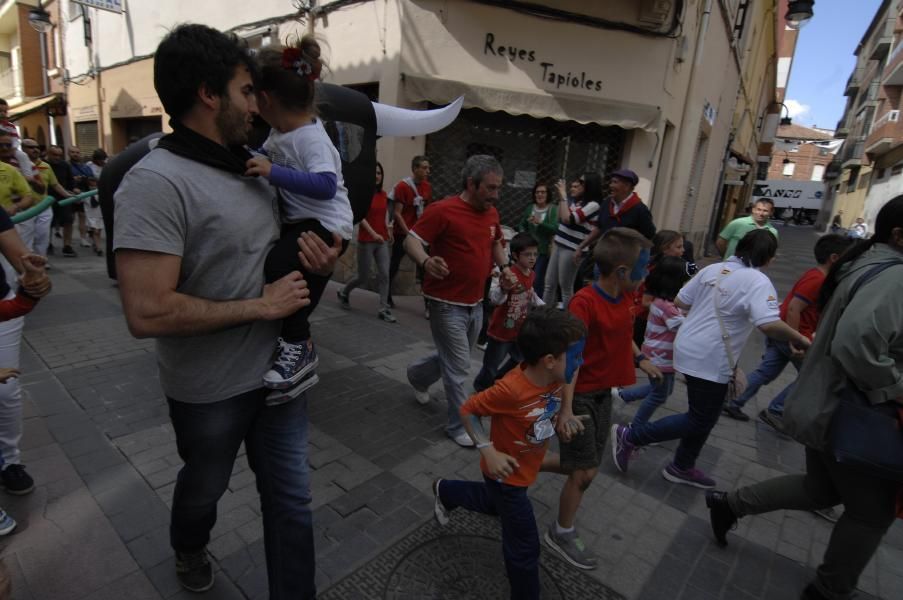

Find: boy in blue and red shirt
<box><xmin>722</xmin><ymin>233</ymin><xmax>854</xmax><ymax>424</ymax></box>
<box><xmin>542</xmin><ymin>227</ymin><xmax>661</xmax><ymax>570</ymax></box>
<box><xmin>433</xmin><ymin>307</ymin><xmax>586</xmax><ymax>600</ymax></box>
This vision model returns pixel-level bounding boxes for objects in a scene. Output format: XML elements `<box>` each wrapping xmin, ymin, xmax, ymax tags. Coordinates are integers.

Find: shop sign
<box><xmin>483</xmin><ymin>33</ymin><xmax>603</xmax><ymax>94</ymax></box>
<box><xmin>72</xmin><ymin>0</ymin><xmax>123</xmax><ymax>14</ymax></box>
<box><xmin>752</xmin><ymin>180</ymin><xmax>825</xmax><ymax>210</ymax></box>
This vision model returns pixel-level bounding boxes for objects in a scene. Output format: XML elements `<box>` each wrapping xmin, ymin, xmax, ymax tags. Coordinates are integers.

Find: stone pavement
<box><xmin>0</xmin><ymin>225</ymin><xmax>900</xmax><ymax>599</ymax></box>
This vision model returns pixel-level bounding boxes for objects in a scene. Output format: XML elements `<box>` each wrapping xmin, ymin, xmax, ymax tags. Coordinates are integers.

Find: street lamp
<box><xmin>785</xmin><ymin>0</ymin><xmax>815</xmax><ymax>30</ymax></box>
<box><xmin>28</xmin><ymin>4</ymin><xmax>52</xmax><ymax>34</ymax></box>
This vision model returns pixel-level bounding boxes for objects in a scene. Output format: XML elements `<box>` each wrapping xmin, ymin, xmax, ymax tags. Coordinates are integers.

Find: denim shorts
<box><xmin>560</xmin><ymin>389</ymin><xmax>612</xmax><ymax>472</ymax></box>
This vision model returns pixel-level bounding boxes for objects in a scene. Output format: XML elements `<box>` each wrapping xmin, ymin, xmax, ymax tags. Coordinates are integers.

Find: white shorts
<box><xmin>86</xmin><ymin>216</ymin><xmax>104</xmax><ymax>231</ymax></box>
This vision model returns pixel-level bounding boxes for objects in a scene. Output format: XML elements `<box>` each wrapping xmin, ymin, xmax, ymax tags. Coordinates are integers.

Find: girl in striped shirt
<box><xmin>614</xmin><ymin>256</ymin><xmax>691</xmax><ymax>425</ymax></box>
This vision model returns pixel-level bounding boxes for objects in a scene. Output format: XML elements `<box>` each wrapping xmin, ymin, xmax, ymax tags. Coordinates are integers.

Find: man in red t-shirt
<box><xmin>404</xmin><ymin>154</ymin><xmax>514</xmax><ymax>447</ymax></box>
<box><xmin>724</xmin><ymin>234</ymin><xmax>854</xmax><ymax>424</ymax></box>
<box><xmin>387</xmin><ymin>155</ymin><xmax>433</xmax><ymax>308</ymax></box>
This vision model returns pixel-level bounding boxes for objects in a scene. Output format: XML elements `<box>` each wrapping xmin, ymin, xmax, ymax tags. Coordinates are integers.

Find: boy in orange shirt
<box><xmin>432</xmin><ymin>307</ymin><xmax>586</xmax><ymax>600</ymax></box>
<box><xmin>543</xmin><ymin>227</ymin><xmax>661</xmax><ymax>570</ymax></box>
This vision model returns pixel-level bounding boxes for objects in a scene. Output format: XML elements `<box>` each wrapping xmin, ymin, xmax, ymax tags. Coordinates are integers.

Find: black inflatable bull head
<box><xmin>99</xmin><ymin>83</ymin><xmax>462</xmax><ymax>278</ymax></box>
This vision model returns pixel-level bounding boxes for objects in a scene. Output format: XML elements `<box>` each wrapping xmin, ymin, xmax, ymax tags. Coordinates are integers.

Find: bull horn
<box><xmin>373</xmin><ymin>96</ymin><xmax>463</xmax><ymax>137</ymax></box>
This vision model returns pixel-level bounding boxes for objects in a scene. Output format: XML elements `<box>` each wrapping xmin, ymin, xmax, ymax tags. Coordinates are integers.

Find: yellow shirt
<box><xmin>33</xmin><ymin>159</ymin><xmax>58</xmax><ymax>195</ymax></box>
<box><xmin>0</xmin><ymin>161</ymin><xmax>31</xmax><ymax>210</ymax></box>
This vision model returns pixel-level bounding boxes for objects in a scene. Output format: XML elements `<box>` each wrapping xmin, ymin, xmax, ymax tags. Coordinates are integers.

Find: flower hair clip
<box><xmin>281</xmin><ymin>47</ymin><xmax>318</xmax><ymax>81</ymax></box>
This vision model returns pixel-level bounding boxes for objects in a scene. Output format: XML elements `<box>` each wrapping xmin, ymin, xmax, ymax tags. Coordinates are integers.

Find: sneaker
<box><xmin>611</xmin><ymin>387</ymin><xmax>624</xmax><ymax>404</ymax></box>
<box><xmin>263</xmin><ymin>339</ymin><xmax>319</xmax><ymax>390</ymax></box>
<box><xmin>450</xmin><ymin>430</ymin><xmax>474</xmax><ymax>448</ymax></box>
<box><xmin>722</xmin><ymin>405</ymin><xmax>750</xmax><ymax>421</ymax></box>
<box><xmin>336</xmin><ymin>289</ymin><xmax>350</xmax><ymax>309</ymax></box>
<box><xmin>409</xmin><ymin>377</ymin><xmax>431</xmax><ymax>405</ymax></box>
<box><xmin>662</xmin><ymin>463</ymin><xmax>716</xmax><ymax>489</ymax></box>
<box><xmin>611</xmin><ymin>424</ymin><xmax>637</xmax><ymax>473</ymax></box>
<box><xmin>812</xmin><ymin>506</ymin><xmax>841</xmax><ymax>523</ymax></box>
<box><xmin>79</xmin><ymin>238</ymin><xmax>91</xmax><ymax>248</ymax></box>
<box><xmin>0</xmin><ymin>509</ymin><xmax>16</xmax><ymax>536</ymax></box>
<box><xmin>758</xmin><ymin>409</ymin><xmax>785</xmax><ymax>433</ymax></box>
<box><xmin>378</xmin><ymin>308</ymin><xmax>397</xmax><ymax>323</ymax></box>
<box><xmin>175</xmin><ymin>548</ymin><xmax>214</xmax><ymax>593</ymax></box>
<box><xmin>555</xmin><ymin>301</ymin><xmax>564</xmax><ymax>310</ymax></box>
<box><xmin>475</xmin><ymin>341</ymin><xmax>487</xmax><ymax>352</ymax></box>
<box><xmin>265</xmin><ymin>373</ymin><xmax>319</xmax><ymax>406</ymax></box>
<box><xmin>62</xmin><ymin>245</ymin><xmax>76</xmax><ymax>258</ymax></box>
<box><xmin>544</xmin><ymin>526</ymin><xmax>597</xmax><ymax>570</ymax></box>
<box><xmin>705</xmin><ymin>490</ymin><xmax>737</xmax><ymax>547</ymax></box>
<box><xmin>432</xmin><ymin>479</ymin><xmax>449</xmax><ymax>526</ymax></box>
<box><xmin>1</xmin><ymin>464</ymin><xmax>34</xmax><ymax>495</ymax></box>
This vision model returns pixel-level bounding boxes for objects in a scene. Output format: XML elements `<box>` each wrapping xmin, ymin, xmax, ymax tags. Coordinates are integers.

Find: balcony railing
<box><xmin>865</xmin><ymin>111</ymin><xmax>903</xmax><ymax>157</ymax></box>
<box><xmin>873</xmin><ymin>109</ymin><xmax>900</xmax><ymax>130</ymax></box>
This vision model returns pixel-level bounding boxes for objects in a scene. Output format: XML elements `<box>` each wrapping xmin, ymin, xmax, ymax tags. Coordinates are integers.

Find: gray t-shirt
<box><xmin>113</xmin><ymin>148</ymin><xmax>281</xmax><ymax>403</ymax></box>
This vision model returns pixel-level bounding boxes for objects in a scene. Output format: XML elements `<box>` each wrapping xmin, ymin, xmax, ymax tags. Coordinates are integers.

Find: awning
<box><xmin>9</xmin><ymin>94</ymin><xmax>64</xmax><ymax>121</ymax></box>
<box><xmin>401</xmin><ymin>74</ymin><xmax>661</xmax><ymax>132</ymax></box>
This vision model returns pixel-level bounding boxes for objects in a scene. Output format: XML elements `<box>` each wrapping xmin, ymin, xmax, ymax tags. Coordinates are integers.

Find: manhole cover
<box><xmin>320</xmin><ymin>510</ymin><xmax>624</xmax><ymax>599</ymax></box>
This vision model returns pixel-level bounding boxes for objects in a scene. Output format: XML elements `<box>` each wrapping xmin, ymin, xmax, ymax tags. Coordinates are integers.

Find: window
<box><xmin>811</xmin><ymin>165</ymin><xmax>825</xmax><ymax>181</ymax></box>
<box><xmin>782</xmin><ymin>161</ymin><xmax>795</xmax><ymax>177</ymax></box>
<box><xmin>893</xmin><ymin>164</ymin><xmax>903</xmax><ymax>176</ymax></box>
<box><xmin>877</xmin><ymin>168</ymin><xmax>887</xmax><ymax>179</ymax></box>
<box><xmin>847</xmin><ymin>166</ymin><xmax>860</xmax><ymax>193</ymax></box>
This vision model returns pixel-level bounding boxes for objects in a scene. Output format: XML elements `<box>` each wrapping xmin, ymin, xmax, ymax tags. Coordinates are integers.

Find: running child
<box><xmin>613</xmin><ymin>256</ymin><xmax>691</xmax><ymax>426</ymax></box>
<box><xmin>432</xmin><ymin>307</ymin><xmax>586</xmax><ymax>600</ymax></box>
<box><xmin>473</xmin><ymin>232</ymin><xmax>545</xmax><ymax>392</ymax></box>
<box><xmin>245</xmin><ymin>35</ymin><xmax>353</xmax><ymax>401</ymax></box>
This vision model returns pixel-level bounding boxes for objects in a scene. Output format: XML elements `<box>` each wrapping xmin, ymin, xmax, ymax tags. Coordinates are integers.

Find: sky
<box><xmin>784</xmin><ymin>0</ymin><xmax>884</xmax><ymax>130</ymax></box>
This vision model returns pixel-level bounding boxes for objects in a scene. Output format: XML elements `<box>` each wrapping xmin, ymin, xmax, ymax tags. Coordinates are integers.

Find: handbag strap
<box><xmin>712</xmin><ymin>269</ymin><xmax>739</xmax><ymax>371</ymax></box>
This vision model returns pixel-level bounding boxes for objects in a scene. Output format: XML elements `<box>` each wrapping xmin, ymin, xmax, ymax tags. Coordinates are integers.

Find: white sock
<box><xmin>555</xmin><ymin>522</ymin><xmax>575</xmax><ymax>535</ymax></box>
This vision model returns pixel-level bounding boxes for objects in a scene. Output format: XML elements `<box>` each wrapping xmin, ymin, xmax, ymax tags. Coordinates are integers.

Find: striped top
<box><xmin>640</xmin><ymin>298</ymin><xmax>685</xmax><ymax>373</ymax></box>
<box><xmin>553</xmin><ymin>200</ymin><xmax>601</xmax><ymax>251</ymax></box>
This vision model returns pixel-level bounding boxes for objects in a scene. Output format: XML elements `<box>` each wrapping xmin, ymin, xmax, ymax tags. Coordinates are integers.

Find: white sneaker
<box><xmin>451</xmin><ymin>430</ymin><xmax>475</xmax><ymax>447</ymax></box>
<box><xmin>611</xmin><ymin>387</ymin><xmax>623</xmax><ymax>403</ymax></box>
<box><xmin>432</xmin><ymin>479</ymin><xmax>449</xmax><ymax>526</ymax></box>
<box><xmin>79</xmin><ymin>238</ymin><xmax>91</xmax><ymax>248</ymax></box>
<box><xmin>413</xmin><ymin>388</ymin><xmax>430</xmax><ymax>405</ymax></box>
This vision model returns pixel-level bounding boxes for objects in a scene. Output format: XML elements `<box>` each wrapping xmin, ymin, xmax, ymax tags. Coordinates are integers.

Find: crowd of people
<box><xmin>0</xmin><ymin>22</ymin><xmax>897</xmax><ymax>600</ymax></box>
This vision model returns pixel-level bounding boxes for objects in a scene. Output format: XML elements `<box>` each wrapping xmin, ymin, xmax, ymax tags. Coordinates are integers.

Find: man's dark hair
<box><xmin>411</xmin><ymin>155</ymin><xmax>429</xmax><ymax>171</ymax></box>
<box><xmin>645</xmin><ymin>256</ymin><xmax>691</xmax><ymax>301</ymax></box>
<box><xmin>734</xmin><ymin>229</ymin><xmax>778</xmax><ymax>267</ymax></box>
<box><xmin>754</xmin><ymin>197</ymin><xmax>775</xmax><ymax>208</ymax></box>
<box><xmin>509</xmin><ymin>232</ymin><xmax>538</xmax><ymax>257</ymax></box>
<box><xmin>153</xmin><ymin>24</ymin><xmax>256</xmax><ymax>122</ymax></box>
<box><xmin>813</xmin><ymin>233</ymin><xmax>853</xmax><ymax>265</ymax></box>
<box><xmin>92</xmin><ymin>148</ymin><xmax>108</xmax><ymax>162</ymax></box>
<box><xmin>517</xmin><ymin>307</ymin><xmax>586</xmax><ymax>365</ymax></box>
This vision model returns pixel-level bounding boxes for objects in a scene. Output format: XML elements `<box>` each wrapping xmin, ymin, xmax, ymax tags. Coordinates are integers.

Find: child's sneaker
<box><xmin>263</xmin><ymin>339</ymin><xmax>319</xmax><ymax>390</ymax></box>
<box><xmin>432</xmin><ymin>479</ymin><xmax>449</xmax><ymax>526</ymax></box>
<box><xmin>378</xmin><ymin>308</ymin><xmax>397</xmax><ymax>323</ymax></box>
<box><xmin>0</xmin><ymin>509</ymin><xmax>16</xmax><ymax>536</ymax></box>
<box><xmin>610</xmin><ymin>424</ymin><xmax>635</xmax><ymax>473</ymax></box>
<box><xmin>336</xmin><ymin>289</ymin><xmax>350</xmax><ymax>310</ymax></box>
<box><xmin>544</xmin><ymin>525</ymin><xmax>597</xmax><ymax>570</ymax></box>
<box><xmin>662</xmin><ymin>463</ymin><xmax>716</xmax><ymax>489</ymax></box>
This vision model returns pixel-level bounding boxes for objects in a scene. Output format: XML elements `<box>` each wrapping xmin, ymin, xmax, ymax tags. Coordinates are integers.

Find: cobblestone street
<box><xmin>0</xmin><ymin>225</ymin><xmax>900</xmax><ymax>599</ymax></box>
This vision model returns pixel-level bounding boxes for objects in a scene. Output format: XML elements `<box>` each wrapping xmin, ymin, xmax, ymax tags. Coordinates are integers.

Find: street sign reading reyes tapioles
<box><xmin>72</xmin><ymin>0</ymin><xmax>122</xmax><ymax>14</ymax></box>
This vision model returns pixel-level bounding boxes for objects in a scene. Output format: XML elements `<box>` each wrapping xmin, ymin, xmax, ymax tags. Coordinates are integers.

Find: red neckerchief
<box><xmin>609</xmin><ymin>192</ymin><xmax>641</xmax><ymax>223</ymax></box>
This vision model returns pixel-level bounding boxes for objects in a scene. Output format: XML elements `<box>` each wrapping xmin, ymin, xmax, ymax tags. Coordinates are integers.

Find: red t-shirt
<box><xmin>410</xmin><ymin>196</ymin><xmax>502</xmax><ymax>305</ymax></box>
<box><xmin>394</xmin><ymin>178</ymin><xmax>433</xmax><ymax>232</ymax></box>
<box><xmin>460</xmin><ymin>366</ymin><xmax>562</xmax><ymax>488</ymax></box>
<box><xmin>358</xmin><ymin>190</ymin><xmax>390</xmax><ymax>243</ymax></box>
<box><xmin>487</xmin><ymin>267</ymin><xmax>537</xmax><ymax>342</ymax></box>
<box><xmin>569</xmin><ymin>284</ymin><xmax>637</xmax><ymax>393</ymax></box>
<box><xmin>779</xmin><ymin>267</ymin><xmax>825</xmax><ymax>340</ymax></box>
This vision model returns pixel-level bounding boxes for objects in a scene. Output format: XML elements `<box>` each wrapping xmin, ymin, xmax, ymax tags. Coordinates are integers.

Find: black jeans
<box><xmin>387</xmin><ymin>235</ymin><xmax>407</xmax><ymax>304</ymax></box>
<box><xmin>168</xmin><ymin>388</ymin><xmax>316</xmax><ymax>599</ymax></box>
<box><xmin>264</xmin><ymin>219</ymin><xmax>345</xmax><ymax>342</ymax></box>
<box><xmin>729</xmin><ymin>447</ymin><xmax>898</xmax><ymax>599</ymax></box>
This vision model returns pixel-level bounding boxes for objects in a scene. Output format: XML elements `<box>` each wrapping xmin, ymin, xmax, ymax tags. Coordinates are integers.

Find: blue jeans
<box><xmin>408</xmin><ymin>300</ymin><xmax>482</xmax><ymax>438</ymax></box>
<box><xmin>730</xmin><ymin>337</ymin><xmax>801</xmax><ymax>409</ymax></box>
<box><xmin>439</xmin><ymin>477</ymin><xmax>540</xmax><ymax>600</ymax></box>
<box><xmin>533</xmin><ymin>253</ymin><xmax>550</xmax><ymax>298</ymax></box>
<box><xmin>622</xmin><ymin>373</ymin><xmax>675</xmax><ymax>426</ymax></box>
<box><xmin>168</xmin><ymin>389</ymin><xmax>315</xmax><ymax>600</ymax></box>
<box><xmin>767</xmin><ymin>382</ymin><xmax>794</xmax><ymax>415</ymax></box>
<box><xmin>473</xmin><ymin>338</ymin><xmax>522</xmax><ymax>392</ymax></box>
<box><xmin>627</xmin><ymin>374</ymin><xmax>727</xmax><ymax>470</ymax></box>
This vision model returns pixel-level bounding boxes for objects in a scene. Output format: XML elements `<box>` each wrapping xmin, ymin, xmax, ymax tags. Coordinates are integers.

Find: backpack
<box><xmin>387</xmin><ymin>177</ymin><xmax>422</xmax><ymax>224</ymax></box>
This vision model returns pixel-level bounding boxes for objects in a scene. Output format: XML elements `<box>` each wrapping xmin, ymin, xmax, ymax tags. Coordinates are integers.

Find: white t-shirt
<box><xmin>673</xmin><ymin>257</ymin><xmax>781</xmax><ymax>383</ymax></box>
<box><xmin>263</xmin><ymin>119</ymin><xmax>353</xmax><ymax>239</ymax></box>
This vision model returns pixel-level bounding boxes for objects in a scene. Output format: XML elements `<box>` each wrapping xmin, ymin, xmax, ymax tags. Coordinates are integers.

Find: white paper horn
<box><xmin>373</xmin><ymin>96</ymin><xmax>464</xmax><ymax>137</ymax></box>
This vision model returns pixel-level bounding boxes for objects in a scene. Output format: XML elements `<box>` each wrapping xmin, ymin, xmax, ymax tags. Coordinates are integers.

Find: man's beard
<box><xmin>215</xmin><ymin>95</ymin><xmax>249</xmax><ymax>147</ymax></box>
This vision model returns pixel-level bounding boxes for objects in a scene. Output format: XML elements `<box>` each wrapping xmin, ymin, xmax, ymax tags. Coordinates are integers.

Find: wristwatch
<box><xmin>634</xmin><ymin>353</ymin><xmax>647</xmax><ymax>367</ymax></box>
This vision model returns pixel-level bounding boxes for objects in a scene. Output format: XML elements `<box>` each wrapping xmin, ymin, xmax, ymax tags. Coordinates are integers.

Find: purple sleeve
<box><xmin>268</xmin><ymin>165</ymin><xmax>337</xmax><ymax>200</ymax></box>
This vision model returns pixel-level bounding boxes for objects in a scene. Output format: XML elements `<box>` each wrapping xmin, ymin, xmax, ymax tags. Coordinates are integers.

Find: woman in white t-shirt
<box><xmin>611</xmin><ymin>230</ymin><xmax>810</xmax><ymax>488</ymax></box>
<box><xmin>244</xmin><ymin>36</ymin><xmax>353</xmax><ymax>402</ymax></box>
